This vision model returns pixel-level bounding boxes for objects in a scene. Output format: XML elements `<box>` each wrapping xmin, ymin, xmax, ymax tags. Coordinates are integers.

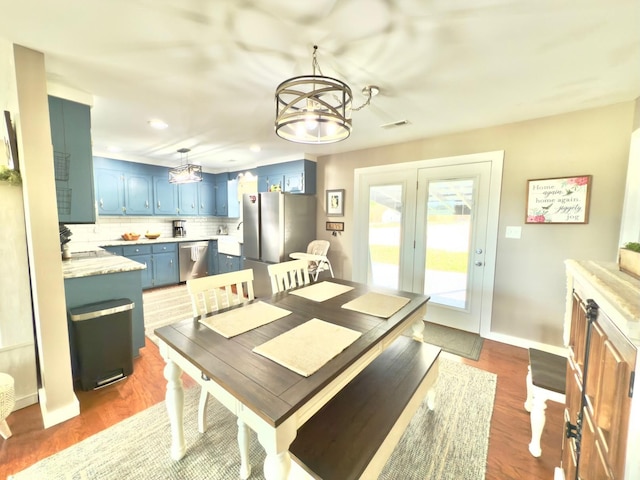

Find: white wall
<box><xmin>317</xmin><ymin>102</ymin><xmax>636</xmax><ymax>347</ymax></box>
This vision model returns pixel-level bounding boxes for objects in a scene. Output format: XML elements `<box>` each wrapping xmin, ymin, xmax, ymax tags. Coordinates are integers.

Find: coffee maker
<box><xmin>173</xmin><ymin>219</ymin><xmax>186</xmax><ymax>238</ymax></box>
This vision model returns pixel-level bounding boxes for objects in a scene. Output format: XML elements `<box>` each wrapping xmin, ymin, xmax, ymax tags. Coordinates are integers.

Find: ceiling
<box><xmin>2</xmin><ymin>0</ymin><xmax>639</xmax><ymax>172</ymax></box>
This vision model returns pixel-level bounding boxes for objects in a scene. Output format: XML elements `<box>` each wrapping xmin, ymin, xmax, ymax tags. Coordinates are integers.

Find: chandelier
<box><xmin>169</xmin><ymin>148</ymin><xmax>202</xmax><ymax>184</ymax></box>
<box><xmin>275</xmin><ymin>45</ymin><xmax>378</xmax><ymax>145</ymax></box>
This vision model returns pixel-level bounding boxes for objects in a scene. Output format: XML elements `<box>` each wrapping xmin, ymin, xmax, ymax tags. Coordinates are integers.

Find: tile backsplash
<box><xmin>67</xmin><ymin>216</ymin><xmax>243</xmax><ymax>243</ymax></box>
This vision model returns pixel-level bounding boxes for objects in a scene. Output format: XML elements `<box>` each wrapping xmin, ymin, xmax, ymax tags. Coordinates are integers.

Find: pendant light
<box><xmin>168</xmin><ymin>148</ymin><xmax>202</xmax><ymax>184</ymax></box>
<box><xmin>275</xmin><ymin>45</ymin><xmax>378</xmax><ymax>145</ymax></box>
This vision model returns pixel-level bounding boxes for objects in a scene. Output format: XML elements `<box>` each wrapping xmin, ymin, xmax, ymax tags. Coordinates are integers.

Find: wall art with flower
<box><xmin>525</xmin><ymin>175</ymin><xmax>592</xmax><ymax>224</ymax></box>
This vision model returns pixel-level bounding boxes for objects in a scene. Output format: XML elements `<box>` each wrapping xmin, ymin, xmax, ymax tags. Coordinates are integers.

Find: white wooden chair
<box><xmin>267</xmin><ymin>259</ymin><xmax>311</xmax><ymax>294</ymax></box>
<box><xmin>187</xmin><ymin>269</ymin><xmax>255</xmax><ymax>479</ymax></box>
<box><xmin>289</xmin><ymin>239</ymin><xmax>334</xmax><ymax>282</ymax></box>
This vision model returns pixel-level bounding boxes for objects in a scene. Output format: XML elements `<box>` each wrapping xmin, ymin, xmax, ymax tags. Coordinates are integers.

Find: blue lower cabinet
<box><xmin>122</xmin><ymin>243</ymin><xmax>178</xmax><ymax>289</ymax></box>
<box><xmin>209</xmin><ymin>240</ymin><xmax>219</xmax><ymax>275</ymax></box>
<box><xmin>218</xmin><ymin>253</ymin><xmax>240</xmax><ymax>273</ymax></box>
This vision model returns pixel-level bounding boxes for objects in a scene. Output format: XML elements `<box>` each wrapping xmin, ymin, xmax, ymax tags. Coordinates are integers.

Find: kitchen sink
<box><xmin>218</xmin><ymin>237</ymin><xmax>241</xmax><ymax>256</ymax></box>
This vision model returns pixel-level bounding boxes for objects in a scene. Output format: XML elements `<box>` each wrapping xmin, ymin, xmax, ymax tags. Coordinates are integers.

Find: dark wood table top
<box><xmin>155</xmin><ymin>278</ymin><xmax>429</xmax><ymax>428</ymax></box>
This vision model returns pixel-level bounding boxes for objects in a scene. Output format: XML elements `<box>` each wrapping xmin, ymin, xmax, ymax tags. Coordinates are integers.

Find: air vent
<box><xmin>380</xmin><ymin>120</ymin><xmax>409</xmax><ymax>129</ymax></box>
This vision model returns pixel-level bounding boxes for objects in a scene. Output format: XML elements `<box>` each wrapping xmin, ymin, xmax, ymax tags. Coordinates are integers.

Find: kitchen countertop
<box><xmin>63</xmin><ymin>235</ymin><xmax>243</xmax><ymax>279</ymax></box>
<box><xmin>62</xmin><ymin>251</ymin><xmax>146</xmax><ymax>279</ymax></box>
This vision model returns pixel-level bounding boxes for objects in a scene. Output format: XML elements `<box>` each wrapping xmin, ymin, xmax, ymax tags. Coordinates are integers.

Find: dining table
<box><xmin>155</xmin><ymin>278</ymin><xmax>429</xmax><ymax>480</ymax></box>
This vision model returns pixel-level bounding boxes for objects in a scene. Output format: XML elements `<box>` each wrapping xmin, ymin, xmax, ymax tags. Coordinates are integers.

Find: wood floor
<box><xmin>0</xmin><ymin>337</ymin><xmax>563</xmax><ymax>479</ymax></box>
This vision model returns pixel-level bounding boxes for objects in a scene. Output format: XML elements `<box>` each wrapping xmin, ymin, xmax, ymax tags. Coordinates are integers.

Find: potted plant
<box><xmin>619</xmin><ymin>241</ymin><xmax>640</xmax><ymax>280</ymax></box>
<box><xmin>0</xmin><ymin>165</ymin><xmax>21</xmax><ymax>185</ymax></box>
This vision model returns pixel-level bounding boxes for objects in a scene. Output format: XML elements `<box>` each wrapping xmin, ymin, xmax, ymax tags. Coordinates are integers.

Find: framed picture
<box><xmin>326</xmin><ymin>221</ymin><xmax>345</xmax><ymax>232</ymax></box>
<box><xmin>326</xmin><ymin>189</ymin><xmax>345</xmax><ymax>217</ymax></box>
<box><xmin>525</xmin><ymin>175</ymin><xmax>592</xmax><ymax>224</ymax></box>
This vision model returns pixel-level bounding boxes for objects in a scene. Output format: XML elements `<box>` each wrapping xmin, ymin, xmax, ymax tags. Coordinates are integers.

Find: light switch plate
<box><xmin>505</xmin><ymin>226</ymin><xmax>522</xmax><ymax>239</ymax></box>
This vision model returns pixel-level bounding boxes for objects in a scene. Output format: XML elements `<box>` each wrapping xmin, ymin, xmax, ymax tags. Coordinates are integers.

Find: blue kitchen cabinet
<box><xmin>218</xmin><ymin>253</ymin><xmax>241</xmax><ymax>273</ymax></box>
<box><xmin>153</xmin><ymin>176</ymin><xmax>178</xmax><ymax>215</ymax></box>
<box><xmin>124</xmin><ymin>173</ymin><xmax>152</xmax><ymax>215</ymax></box>
<box><xmin>122</xmin><ymin>243</ymin><xmax>178</xmax><ymax>289</ymax></box>
<box><xmin>102</xmin><ymin>246</ymin><xmax>123</xmax><ymax>256</ymax></box>
<box><xmin>49</xmin><ymin>96</ymin><xmax>96</xmax><ymax>224</ymax></box>
<box><xmin>226</xmin><ymin>178</ymin><xmax>240</xmax><ymax>218</ymax></box>
<box><xmin>151</xmin><ymin>243</ymin><xmax>179</xmax><ymax>287</ymax></box>
<box><xmin>178</xmin><ymin>182</ymin><xmax>199</xmax><ymax>215</ymax></box>
<box><xmin>122</xmin><ymin>245</ymin><xmax>153</xmax><ymax>289</ymax></box>
<box><xmin>64</xmin><ymin>270</ymin><xmax>145</xmax><ymax>359</ymax></box>
<box><xmin>95</xmin><ymin>168</ymin><xmax>125</xmax><ymax>215</ymax></box>
<box><xmin>198</xmin><ymin>174</ymin><xmax>217</xmax><ymax>216</ymax></box>
<box><xmin>209</xmin><ymin>240</ymin><xmax>219</xmax><ymax>275</ymax></box>
<box><xmin>257</xmin><ymin>160</ymin><xmax>316</xmax><ymax>194</ymax></box>
<box><xmin>214</xmin><ymin>173</ymin><xmax>229</xmax><ymax>216</ymax></box>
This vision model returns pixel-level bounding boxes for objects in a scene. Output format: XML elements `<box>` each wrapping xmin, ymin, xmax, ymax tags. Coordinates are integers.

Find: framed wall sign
<box><xmin>525</xmin><ymin>175</ymin><xmax>592</xmax><ymax>224</ymax></box>
<box><xmin>326</xmin><ymin>221</ymin><xmax>344</xmax><ymax>232</ymax></box>
<box><xmin>326</xmin><ymin>189</ymin><xmax>345</xmax><ymax>217</ymax></box>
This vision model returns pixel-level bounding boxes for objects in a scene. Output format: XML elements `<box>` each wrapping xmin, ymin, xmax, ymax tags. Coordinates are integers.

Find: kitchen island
<box><xmin>62</xmin><ymin>250</ymin><xmax>146</xmax><ymax>381</ymax></box>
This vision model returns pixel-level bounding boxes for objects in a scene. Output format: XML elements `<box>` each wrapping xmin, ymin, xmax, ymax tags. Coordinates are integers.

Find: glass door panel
<box><xmin>424</xmin><ymin>178</ymin><xmax>473</xmax><ymax>309</ymax></box>
<box><xmin>368</xmin><ymin>184</ymin><xmax>403</xmax><ymax>289</ymax></box>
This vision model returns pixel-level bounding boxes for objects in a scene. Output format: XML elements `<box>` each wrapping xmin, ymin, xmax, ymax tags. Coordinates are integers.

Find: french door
<box><xmin>353</xmin><ymin>152</ymin><xmax>503</xmax><ymax>334</ymax></box>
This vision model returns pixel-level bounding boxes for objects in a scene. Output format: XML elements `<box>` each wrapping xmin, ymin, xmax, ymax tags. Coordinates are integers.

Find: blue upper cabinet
<box><xmin>49</xmin><ymin>96</ymin><xmax>96</xmax><ymax>224</ymax></box>
<box><xmin>214</xmin><ymin>173</ymin><xmax>229</xmax><ymax>216</ymax></box>
<box><xmin>153</xmin><ymin>176</ymin><xmax>178</xmax><ymax>215</ymax></box>
<box><xmin>198</xmin><ymin>174</ymin><xmax>217</xmax><ymax>216</ymax></box>
<box><xmin>178</xmin><ymin>182</ymin><xmax>199</xmax><ymax>215</ymax></box>
<box><xmin>257</xmin><ymin>160</ymin><xmax>316</xmax><ymax>194</ymax></box>
<box><xmin>95</xmin><ymin>167</ymin><xmax>125</xmax><ymax>215</ymax></box>
<box><xmin>95</xmin><ymin>157</ymin><xmax>154</xmax><ymax>216</ymax></box>
<box><xmin>124</xmin><ymin>173</ymin><xmax>152</xmax><ymax>215</ymax></box>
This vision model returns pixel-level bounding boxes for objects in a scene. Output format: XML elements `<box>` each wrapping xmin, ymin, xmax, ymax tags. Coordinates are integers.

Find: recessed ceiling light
<box><xmin>249</xmin><ymin>144</ymin><xmax>261</xmax><ymax>153</ymax></box>
<box><xmin>148</xmin><ymin>119</ymin><xmax>168</xmax><ymax>130</ymax></box>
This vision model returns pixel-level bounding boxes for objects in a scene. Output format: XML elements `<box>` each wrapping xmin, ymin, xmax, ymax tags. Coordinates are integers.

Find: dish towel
<box><xmin>190</xmin><ymin>245</ymin><xmax>200</xmax><ymax>262</ymax></box>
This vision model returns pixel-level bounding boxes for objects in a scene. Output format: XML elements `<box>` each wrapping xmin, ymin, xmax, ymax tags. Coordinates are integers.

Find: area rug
<box><xmin>142</xmin><ymin>284</ymin><xmax>193</xmax><ymax>345</ymax></box>
<box><xmin>423</xmin><ymin>322</ymin><xmax>484</xmax><ymax>360</ymax></box>
<box><xmin>11</xmin><ymin>359</ymin><xmax>496</xmax><ymax>480</ymax></box>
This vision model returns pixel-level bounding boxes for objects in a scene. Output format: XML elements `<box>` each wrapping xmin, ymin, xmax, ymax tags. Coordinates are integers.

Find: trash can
<box><xmin>69</xmin><ymin>298</ymin><xmax>134</xmax><ymax>391</ymax></box>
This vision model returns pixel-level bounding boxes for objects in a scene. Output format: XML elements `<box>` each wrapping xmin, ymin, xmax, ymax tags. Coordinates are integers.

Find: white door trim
<box><xmin>353</xmin><ymin>150</ymin><xmax>504</xmax><ymax>338</ymax></box>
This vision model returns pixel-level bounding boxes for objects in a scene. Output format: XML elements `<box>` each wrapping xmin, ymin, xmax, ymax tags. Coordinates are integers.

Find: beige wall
<box><xmin>317</xmin><ymin>102</ymin><xmax>635</xmax><ymax>346</ymax></box>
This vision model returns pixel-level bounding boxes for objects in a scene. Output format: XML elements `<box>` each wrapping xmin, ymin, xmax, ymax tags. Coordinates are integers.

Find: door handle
<box><xmin>474</xmin><ymin>261</ymin><xmax>483</xmax><ymax>266</ymax></box>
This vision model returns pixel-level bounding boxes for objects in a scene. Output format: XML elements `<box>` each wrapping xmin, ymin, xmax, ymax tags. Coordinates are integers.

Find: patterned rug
<box><xmin>142</xmin><ymin>284</ymin><xmax>193</xmax><ymax>344</ymax></box>
<box><xmin>11</xmin><ymin>359</ymin><xmax>496</xmax><ymax>480</ymax></box>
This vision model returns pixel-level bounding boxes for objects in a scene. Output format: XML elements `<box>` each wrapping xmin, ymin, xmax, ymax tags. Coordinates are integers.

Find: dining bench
<box><xmin>289</xmin><ymin>336</ymin><xmax>441</xmax><ymax>480</ymax></box>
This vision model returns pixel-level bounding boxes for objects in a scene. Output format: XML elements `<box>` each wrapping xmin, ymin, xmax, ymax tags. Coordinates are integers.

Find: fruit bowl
<box><xmin>121</xmin><ymin>233</ymin><xmax>141</xmax><ymax>241</ymax></box>
<box><xmin>145</xmin><ymin>232</ymin><xmax>161</xmax><ymax>239</ymax></box>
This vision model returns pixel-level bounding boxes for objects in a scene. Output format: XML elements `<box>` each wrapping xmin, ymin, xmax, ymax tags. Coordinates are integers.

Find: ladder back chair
<box><xmin>186</xmin><ymin>269</ymin><xmax>255</xmax><ymax>478</ymax></box>
<box><xmin>267</xmin><ymin>259</ymin><xmax>311</xmax><ymax>294</ymax></box>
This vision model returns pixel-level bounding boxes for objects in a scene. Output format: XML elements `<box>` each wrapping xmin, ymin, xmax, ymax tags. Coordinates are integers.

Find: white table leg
<box><xmin>257</xmin><ymin>423</ymin><xmax>297</xmax><ymax>480</ymax></box>
<box><xmin>238</xmin><ymin>418</ymin><xmax>252</xmax><ymax>480</ymax></box>
<box><xmin>524</xmin><ymin>365</ymin><xmax>533</xmax><ymax>412</ymax></box>
<box><xmin>528</xmin><ymin>390</ymin><xmax>547</xmax><ymax>458</ymax></box>
<box><xmin>412</xmin><ymin>317</ymin><xmax>425</xmax><ymax>342</ymax></box>
<box><xmin>198</xmin><ymin>389</ymin><xmax>209</xmax><ymax>434</ymax></box>
<box><xmin>426</xmin><ymin>386</ymin><xmax>436</xmax><ymax>411</ymax></box>
<box><xmin>163</xmin><ymin>359</ymin><xmax>186</xmax><ymax>461</ymax></box>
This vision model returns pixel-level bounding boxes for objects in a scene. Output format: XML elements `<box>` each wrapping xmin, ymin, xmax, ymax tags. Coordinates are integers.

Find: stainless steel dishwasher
<box><xmin>178</xmin><ymin>241</ymin><xmax>209</xmax><ymax>282</ymax></box>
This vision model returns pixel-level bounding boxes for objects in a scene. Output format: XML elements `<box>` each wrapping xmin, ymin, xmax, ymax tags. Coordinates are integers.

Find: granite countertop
<box><xmin>63</xmin><ymin>235</ymin><xmax>243</xmax><ymax>280</ymax></box>
<box><xmin>62</xmin><ymin>251</ymin><xmax>146</xmax><ymax>279</ymax></box>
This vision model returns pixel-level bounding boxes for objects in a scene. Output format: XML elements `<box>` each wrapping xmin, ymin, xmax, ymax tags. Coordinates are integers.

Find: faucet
<box><xmin>237</xmin><ymin>221</ymin><xmax>243</xmax><ymax>230</ymax></box>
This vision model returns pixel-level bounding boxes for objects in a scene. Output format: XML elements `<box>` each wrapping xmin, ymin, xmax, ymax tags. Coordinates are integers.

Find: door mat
<box><xmin>422</xmin><ymin>322</ymin><xmax>484</xmax><ymax>361</ymax></box>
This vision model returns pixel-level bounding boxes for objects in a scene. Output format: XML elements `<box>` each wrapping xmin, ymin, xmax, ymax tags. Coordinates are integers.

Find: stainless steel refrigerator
<box><xmin>243</xmin><ymin>192</ymin><xmax>316</xmax><ymax>297</ymax></box>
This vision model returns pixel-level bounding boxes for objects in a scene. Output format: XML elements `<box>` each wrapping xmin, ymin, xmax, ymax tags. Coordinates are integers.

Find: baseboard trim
<box><xmin>485</xmin><ymin>331</ymin><xmax>568</xmax><ymax>357</ymax></box>
<box><xmin>38</xmin><ymin>387</ymin><xmax>80</xmax><ymax>429</ymax></box>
